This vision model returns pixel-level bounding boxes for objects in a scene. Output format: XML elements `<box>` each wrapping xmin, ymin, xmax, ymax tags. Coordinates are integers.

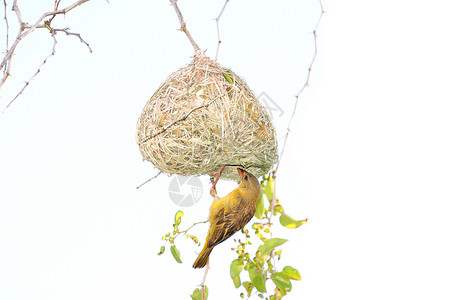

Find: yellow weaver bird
<box><xmin>193</xmin><ymin>167</ymin><xmax>260</xmax><ymax>269</ymax></box>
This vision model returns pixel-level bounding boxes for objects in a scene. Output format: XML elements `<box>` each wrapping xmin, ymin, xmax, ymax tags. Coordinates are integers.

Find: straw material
<box><xmin>136</xmin><ymin>51</ymin><xmax>278</xmax><ymax>180</ymax></box>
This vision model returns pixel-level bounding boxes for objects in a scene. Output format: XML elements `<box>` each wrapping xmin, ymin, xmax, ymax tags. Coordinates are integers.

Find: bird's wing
<box><xmin>206</xmin><ymin>197</ymin><xmax>254</xmax><ymax>248</ymax></box>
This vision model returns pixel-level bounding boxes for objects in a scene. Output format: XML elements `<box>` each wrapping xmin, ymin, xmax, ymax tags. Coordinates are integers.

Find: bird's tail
<box><xmin>193</xmin><ymin>244</ymin><xmax>213</xmax><ymax>269</ymax></box>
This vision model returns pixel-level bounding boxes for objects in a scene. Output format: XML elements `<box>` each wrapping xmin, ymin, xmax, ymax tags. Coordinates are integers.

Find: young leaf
<box><xmin>157</xmin><ymin>245</ymin><xmax>165</xmax><ymax>255</ymax></box>
<box><xmin>223</xmin><ymin>72</ymin><xmax>234</xmax><ymax>84</ymax></box>
<box><xmin>279</xmin><ymin>213</ymin><xmax>307</xmax><ymax>229</ymax></box>
<box><xmin>248</xmin><ymin>264</ymin><xmax>267</xmax><ymax>293</ymax></box>
<box><xmin>254</xmin><ymin>190</ymin><xmax>265</xmax><ymax>219</ymax></box>
<box><xmin>191</xmin><ymin>286</ymin><xmax>208</xmax><ymax>300</ymax></box>
<box><xmin>174</xmin><ymin>210</ymin><xmax>184</xmax><ymax>226</ymax></box>
<box><xmin>242</xmin><ymin>281</ymin><xmax>254</xmax><ymax>297</ymax></box>
<box><xmin>264</xmin><ymin>176</ymin><xmax>274</xmax><ymax>202</ymax></box>
<box><xmin>230</xmin><ymin>259</ymin><xmax>244</xmax><ymax>288</ymax></box>
<box><xmin>271</xmin><ymin>272</ymin><xmax>292</xmax><ymax>293</ymax></box>
<box><xmin>275</xmin><ymin>249</ymin><xmax>282</xmax><ymax>260</ymax></box>
<box><xmin>282</xmin><ymin>266</ymin><xmax>301</xmax><ymax>280</ymax></box>
<box><xmin>274</xmin><ymin>287</ymin><xmax>286</xmax><ymax>299</ymax></box>
<box><xmin>170</xmin><ymin>245</ymin><xmax>182</xmax><ymax>263</ymax></box>
<box><xmin>274</xmin><ymin>202</ymin><xmax>284</xmax><ymax>214</ymax></box>
<box><xmin>258</xmin><ymin>238</ymin><xmax>288</xmax><ymax>257</ymax></box>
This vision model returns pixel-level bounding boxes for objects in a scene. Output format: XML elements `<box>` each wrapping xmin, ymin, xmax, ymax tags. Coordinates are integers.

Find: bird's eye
<box><xmin>244</xmin><ymin>175</ymin><xmax>248</xmax><ymax>181</ymax></box>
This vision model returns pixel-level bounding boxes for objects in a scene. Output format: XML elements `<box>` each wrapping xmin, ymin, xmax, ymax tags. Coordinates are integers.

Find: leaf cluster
<box><xmin>156</xmin><ymin>173</ymin><xmax>307</xmax><ymax>299</ymax></box>
<box><xmin>229</xmin><ymin>173</ymin><xmax>307</xmax><ymax>299</ymax></box>
<box><xmin>158</xmin><ymin>210</ymin><xmax>203</xmax><ymax>264</ymax></box>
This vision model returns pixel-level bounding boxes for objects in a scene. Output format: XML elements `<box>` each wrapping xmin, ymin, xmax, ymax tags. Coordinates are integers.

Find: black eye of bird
<box><xmin>244</xmin><ymin>175</ymin><xmax>248</xmax><ymax>181</ymax></box>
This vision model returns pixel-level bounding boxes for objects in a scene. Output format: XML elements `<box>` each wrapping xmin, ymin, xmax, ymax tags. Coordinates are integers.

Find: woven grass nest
<box><xmin>136</xmin><ymin>51</ymin><xmax>278</xmax><ymax>180</ymax></box>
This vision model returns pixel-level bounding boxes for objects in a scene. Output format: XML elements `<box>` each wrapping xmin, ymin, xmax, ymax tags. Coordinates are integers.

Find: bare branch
<box><xmin>54</xmin><ymin>28</ymin><xmax>93</xmax><ymax>53</ymax></box>
<box><xmin>3</xmin><ymin>30</ymin><xmax>57</xmax><ymax>111</ymax></box>
<box><xmin>1</xmin><ymin>0</ymin><xmax>90</xmax><ymax>77</ymax></box>
<box><xmin>270</xmin><ymin>0</ymin><xmax>324</xmax><ymax>218</ymax></box>
<box><xmin>1</xmin><ymin>0</ymin><xmax>91</xmax><ymax>106</ymax></box>
<box><xmin>267</xmin><ymin>6</ymin><xmax>324</xmax><ymax>297</ymax></box>
<box><xmin>136</xmin><ymin>171</ymin><xmax>163</xmax><ymax>189</ymax></box>
<box><xmin>214</xmin><ymin>0</ymin><xmax>229</xmax><ymax>61</ymax></box>
<box><xmin>168</xmin><ymin>0</ymin><xmax>200</xmax><ymax>51</ymax></box>
<box><xmin>276</xmin><ymin>0</ymin><xmax>325</xmax><ymax>174</ymax></box>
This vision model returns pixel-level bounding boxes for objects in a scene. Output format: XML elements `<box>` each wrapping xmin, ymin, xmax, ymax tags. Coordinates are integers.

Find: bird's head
<box><xmin>237</xmin><ymin>167</ymin><xmax>260</xmax><ymax>195</ymax></box>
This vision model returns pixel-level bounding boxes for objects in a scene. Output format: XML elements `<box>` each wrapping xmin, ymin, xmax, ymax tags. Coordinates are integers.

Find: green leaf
<box><xmin>232</xmin><ymin>276</ymin><xmax>241</xmax><ymax>289</ymax></box>
<box><xmin>264</xmin><ymin>176</ymin><xmax>274</xmax><ymax>202</ymax></box>
<box><xmin>242</xmin><ymin>281</ymin><xmax>254</xmax><ymax>297</ymax></box>
<box><xmin>223</xmin><ymin>72</ymin><xmax>234</xmax><ymax>84</ymax></box>
<box><xmin>248</xmin><ymin>264</ymin><xmax>267</xmax><ymax>293</ymax></box>
<box><xmin>258</xmin><ymin>238</ymin><xmax>288</xmax><ymax>258</ymax></box>
<box><xmin>170</xmin><ymin>245</ymin><xmax>182</xmax><ymax>263</ymax></box>
<box><xmin>283</xmin><ymin>266</ymin><xmax>301</xmax><ymax>280</ymax></box>
<box><xmin>174</xmin><ymin>210</ymin><xmax>184</xmax><ymax>226</ymax></box>
<box><xmin>191</xmin><ymin>286</ymin><xmax>208</xmax><ymax>300</ymax></box>
<box><xmin>254</xmin><ymin>190</ymin><xmax>265</xmax><ymax>219</ymax></box>
<box><xmin>230</xmin><ymin>259</ymin><xmax>244</xmax><ymax>288</ymax></box>
<box><xmin>271</xmin><ymin>272</ymin><xmax>292</xmax><ymax>293</ymax></box>
<box><xmin>279</xmin><ymin>213</ymin><xmax>307</xmax><ymax>229</ymax></box>
<box><xmin>157</xmin><ymin>245</ymin><xmax>165</xmax><ymax>255</ymax></box>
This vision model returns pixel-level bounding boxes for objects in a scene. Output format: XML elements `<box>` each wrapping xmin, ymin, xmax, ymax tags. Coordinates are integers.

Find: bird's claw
<box><xmin>209</xmin><ymin>165</ymin><xmax>225</xmax><ymax>198</ymax></box>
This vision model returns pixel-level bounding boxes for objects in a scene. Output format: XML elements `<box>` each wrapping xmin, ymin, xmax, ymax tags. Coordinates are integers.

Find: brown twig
<box><xmin>276</xmin><ymin>0</ymin><xmax>325</xmax><ymax>174</ymax></box>
<box><xmin>270</xmin><ymin>0</ymin><xmax>324</xmax><ymax>222</ymax></box>
<box><xmin>2</xmin><ymin>0</ymin><xmax>9</xmax><ymax>55</ymax></box>
<box><xmin>138</xmin><ymin>96</ymin><xmax>220</xmax><ymax>144</ymax></box>
<box><xmin>168</xmin><ymin>0</ymin><xmax>200</xmax><ymax>51</ymax></box>
<box><xmin>214</xmin><ymin>0</ymin><xmax>229</xmax><ymax>61</ymax></box>
<box><xmin>268</xmin><ymin>1</ymin><xmax>324</xmax><ymax>299</ymax></box>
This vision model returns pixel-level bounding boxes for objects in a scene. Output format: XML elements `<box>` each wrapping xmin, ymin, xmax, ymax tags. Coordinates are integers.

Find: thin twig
<box><xmin>276</xmin><ymin>0</ymin><xmax>325</xmax><ymax>173</ymax></box>
<box><xmin>214</xmin><ymin>0</ymin><xmax>229</xmax><ymax>61</ymax></box>
<box><xmin>168</xmin><ymin>0</ymin><xmax>200</xmax><ymax>51</ymax></box>
<box><xmin>270</xmin><ymin>0</ymin><xmax>324</xmax><ymax>221</ymax></box>
<box><xmin>139</xmin><ymin>96</ymin><xmax>220</xmax><ymax>144</ymax></box>
<box><xmin>54</xmin><ymin>28</ymin><xmax>93</xmax><ymax>52</ymax></box>
<box><xmin>176</xmin><ymin>219</ymin><xmax>208</xmax><ymax>237</ymax></box>
<box><xmin>136</xmin><ymin>171</ymin><xmax>163</xmax><ymax>189</ymax></box>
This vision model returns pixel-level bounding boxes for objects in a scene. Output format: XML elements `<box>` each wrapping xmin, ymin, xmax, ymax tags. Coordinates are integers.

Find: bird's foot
<box><xmin>209</xmin><ymin>165</ymin><xmax>225</xmax><ymax>198</ymax></box>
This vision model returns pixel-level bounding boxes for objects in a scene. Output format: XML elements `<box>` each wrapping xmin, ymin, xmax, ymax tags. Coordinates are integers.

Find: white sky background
<box><xmin>1</xmin><ymin>0</ymin><xmax>452</xmax><ymax>299</ymax></box>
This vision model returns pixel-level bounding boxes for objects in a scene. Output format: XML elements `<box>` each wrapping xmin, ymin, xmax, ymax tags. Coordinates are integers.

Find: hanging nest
<box><xmin>136</xmin><ymin>51</ymin><xmax>278</xmax><ymax>180</ymax></box>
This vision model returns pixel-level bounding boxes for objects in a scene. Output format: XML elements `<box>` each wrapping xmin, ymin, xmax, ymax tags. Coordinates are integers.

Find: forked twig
<box><xmin>1</xmin><ymin>0</ymin><xmax>92</xmax><ymax>108</ymax></box>
<box><xmin>3</xmin><ymin>30</ymin><xmax>57</xmax><ymax>111</ymax></box>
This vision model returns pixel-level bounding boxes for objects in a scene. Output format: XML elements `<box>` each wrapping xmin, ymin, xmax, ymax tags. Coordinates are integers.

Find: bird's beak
<box><xmin>237</xmin><ymin>168</ymin><xmax>244</xmax><ymax>183</ymax></box>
